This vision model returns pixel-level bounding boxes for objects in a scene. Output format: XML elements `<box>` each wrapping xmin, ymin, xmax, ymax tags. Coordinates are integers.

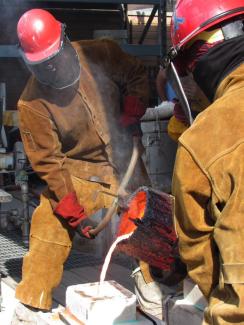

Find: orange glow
<box><xmin>117</xmin><ymin>191</ymin><xmax>147</xmax><ymax>236</ymax></box>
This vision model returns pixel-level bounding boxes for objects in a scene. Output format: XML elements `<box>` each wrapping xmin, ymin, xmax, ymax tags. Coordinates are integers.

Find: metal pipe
<box><xmin>159</xmin><ymin>0</ymin><xmax>167</xmax><ymax>58</ymax></box>
<box><xmin>88</xmin><ymin>137</ymin><xmax>140</xmax><ymax>237</ymax></box>
<box><xmin>138</xmin><ymin>5</ymin><xmax>158</xmax><ymax>44</ymax></box>
<box><xmin>0</xmin><ymin>82</ymin><xmax>7</xmax><ymax>148</ymax></box>
<box><xmin>20</xmin><ymin>182</ymin><xmax>30</xmax><ymax>247</ymax></box>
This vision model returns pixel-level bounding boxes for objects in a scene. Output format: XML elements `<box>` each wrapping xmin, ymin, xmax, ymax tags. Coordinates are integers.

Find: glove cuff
<box><xmin>54</xmin><ymin>192</ymin><xmax>86</xmax><ymax>228</ymax></box>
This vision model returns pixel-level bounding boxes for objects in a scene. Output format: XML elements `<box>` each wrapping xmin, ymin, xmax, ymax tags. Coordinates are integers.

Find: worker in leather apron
<box><xmin>14</xmin><ymin>8</ymin><xmax>151</xmax><ymax>313</ymax></box>
<box><xmin>165</xmin><ymin>0</ymin><xmax>244</xmax><ymax>324</ymax></box>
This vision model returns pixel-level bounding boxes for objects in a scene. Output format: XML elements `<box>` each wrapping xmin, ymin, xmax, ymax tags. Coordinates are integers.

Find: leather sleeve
<box><xmin>78</xmin><ymin>39</ymin><xmax>149</xmax><ymax>127</ymax></box>
<box><xmin>81</xmin><ymin>39</ymin><xmax>149</xmax><ymax>111</ymax></box>
<box><xmin>18</xmin><ymin>101</ymin><xmax>75</xmax><ymax>208</ymax></box>
<box><xmin>172</xmin><ymin>144</ymin><xmax>219</xmax><ymax>299</ymax></box>
<box><xmin>103</xmin><ymin>39</ymin><xmax>150</xmax><ymax>109</ymax></box>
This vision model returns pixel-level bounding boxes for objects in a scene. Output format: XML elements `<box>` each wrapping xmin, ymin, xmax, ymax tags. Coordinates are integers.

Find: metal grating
<box><xmin>0</xmin><ymin>230</ymin><xmax>104</xmax><ymax>280</ymax></box>
<box><xmin>0</xmin><ymin>230</ymin><xmax>131</xmax><ymax>281</ymax></box>
<box><xmin>0</xmin><ymin>230</ymin><xmax>27</xmax><ymax>279</ymax></box>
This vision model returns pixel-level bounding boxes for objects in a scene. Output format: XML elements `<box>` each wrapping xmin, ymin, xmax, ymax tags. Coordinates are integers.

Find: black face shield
<box><xmin>23</xmin><ymin>34</ymin><xmax>81</xmax><ymax>89</ymax></box>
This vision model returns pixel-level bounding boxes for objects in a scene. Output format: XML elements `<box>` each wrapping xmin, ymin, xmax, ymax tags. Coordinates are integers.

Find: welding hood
<box><xmin>21</xmin><ymin>35</ymin><xmax>81</xmax><ymax>90</ymax></box>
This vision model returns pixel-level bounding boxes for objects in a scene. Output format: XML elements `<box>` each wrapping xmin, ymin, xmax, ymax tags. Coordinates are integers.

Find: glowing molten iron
<box><xmin>116</xmin><ymin>186</ymin><xmax>181</xmax><ymax>272</ymax></box>
<box><xmin>117</xmin><ymin>190</ymin><xmax>147</xmax><ymax>236</ymax></box>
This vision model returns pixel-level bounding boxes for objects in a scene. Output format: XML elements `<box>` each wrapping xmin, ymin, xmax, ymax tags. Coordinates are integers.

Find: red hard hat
<box><xmin>171</xmin><ymin>0</ymin><xmax>244</xmax><ymax>50</ymax></box>
<box><xmin>17</xmin><ymin>9</ymin><xmax>62</xmax><ymax>62</ymax></box>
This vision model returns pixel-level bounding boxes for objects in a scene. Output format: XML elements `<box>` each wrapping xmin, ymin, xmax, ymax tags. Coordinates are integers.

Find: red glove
<box><xmin>120</xmin><ymin>96</ymin><xmax>146</xmax><ymax>136</ymax></box>
<box><xmin>54</xmin><ymin>192</ymin><xmax>95</xmax><ymax>239</ymax></box>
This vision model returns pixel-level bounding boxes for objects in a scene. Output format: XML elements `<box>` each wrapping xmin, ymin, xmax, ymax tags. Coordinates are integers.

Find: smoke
<box><xmin>86</xmin><ymin>62</ymin><xmax>132</xmax><ymax>171</ymax></box>
<box><xmin>86</xmin><ymin>60</ymin><xmax>150</xmax><ymax>191</ymax></box>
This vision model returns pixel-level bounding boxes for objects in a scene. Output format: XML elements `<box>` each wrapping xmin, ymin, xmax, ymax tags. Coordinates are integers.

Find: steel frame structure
<box><xmin>0</xmin><ymin>0</ymin><xmax>167</xmax><ymax>58</ymax></box>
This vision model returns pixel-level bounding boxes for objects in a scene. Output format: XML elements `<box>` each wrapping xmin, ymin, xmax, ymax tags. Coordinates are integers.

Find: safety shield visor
<box><xmin>163</xmin><ymin>48</ymin><xmax>193</xmax><ymax>125</ymax></box>
<box><xmin>21</xmin><ymin>31</ymin><xmax>80</xmax><ymax>89</ymax></box>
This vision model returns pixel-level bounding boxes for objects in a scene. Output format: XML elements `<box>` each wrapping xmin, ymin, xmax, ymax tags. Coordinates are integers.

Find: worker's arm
<box><xmin>79</xmin><ymin>38</ymin><xmax>149</xmax><ymax>135</ymax></box>
<box><xmin>103</xmin><ymin>39</ymin><xmax>149</xmax><ymax>107</ymax></box>
<box><xmin>18</xmin><ymin>101</ymin><xmax>94</xmax><ymax>238</ymax></box>
<box><xmin>81</xmin><ymin>38</ymin><xmax>149</xmax><ymax>109</ymax></box>
<box><xmin>18</xmin><ymin>102</ymin><xmax>74</xmax><ymax>203</ymax></box>
<box><xmin>172</xmin><ymin>144</ymin><xmax>219</xmax><ymax>299</ymax></box>
<box><xmin>91</xmin><ymin>39</ymin><xmax>149</xmax><ymax>135</ymax></box>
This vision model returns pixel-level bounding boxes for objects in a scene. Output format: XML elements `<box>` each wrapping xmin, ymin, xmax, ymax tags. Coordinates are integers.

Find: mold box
<box><xmin>66</xmin><ymin>280</ymin><xmax>137</xmax><ymax>325</ymax></box>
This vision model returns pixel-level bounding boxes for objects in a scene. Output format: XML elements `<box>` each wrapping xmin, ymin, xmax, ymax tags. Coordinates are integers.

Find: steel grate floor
<box><xmin>0</xmin><ymin>229</ymin><xmax>104</xmax><ymax>281</ymax></box>
<box><xmin>0</xmin><ymin>229</ymin><xmax>27</xmax><ymax>279</ymax></box>
<box><xmin>0</xmin><ymin>229</ymin><xmax>132</xmax><ymax>283</ymax></box>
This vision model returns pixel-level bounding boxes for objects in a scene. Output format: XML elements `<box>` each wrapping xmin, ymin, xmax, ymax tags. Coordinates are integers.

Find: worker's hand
<box><xmin>54</xmin><ymin>192</ymin><xmax>96</xmax><ymax>239</ymax></box>
<box><xmin>75</xmin><ymin>218</ymin><xmax>97</xmax><ymax>239</ymax></box>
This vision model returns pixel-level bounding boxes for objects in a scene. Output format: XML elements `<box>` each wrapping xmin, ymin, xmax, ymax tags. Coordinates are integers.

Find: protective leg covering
<box><xmin>15</xmin><ymin>194</ymin><xmax>73</xmax><ymax>310</ymax></box>
<box><xmin>15</xmin><ymin>176</ymin><xmax>117</xmax><ymax>310</ymax></box>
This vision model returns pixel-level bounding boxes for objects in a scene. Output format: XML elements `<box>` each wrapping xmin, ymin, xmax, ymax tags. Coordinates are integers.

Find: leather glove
<box><xmin>54</xmin><ymin>192</ymin><xmax>95</xmax><ymax>239</ymax></box>
<box><xmin>119</xmin><ymin>95</ymin><xmax>146</xmax><ymax>136</ymax></box>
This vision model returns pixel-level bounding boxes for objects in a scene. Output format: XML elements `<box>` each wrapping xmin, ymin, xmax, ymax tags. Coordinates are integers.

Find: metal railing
<box><xmin>167</xmin><ymin>0</ymin><xmax>176</xmax><ymax>12</ymax></box>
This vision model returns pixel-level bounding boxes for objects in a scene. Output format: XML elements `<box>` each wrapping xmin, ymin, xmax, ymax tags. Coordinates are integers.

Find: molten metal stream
<box><xmin>117</xmin><ymin>190</ymin><xmax>146</xmax><ymax>237</ymax></box>
<box><xmin>98</xmin><ymin>233</ymin><xmax>132</xmax><ymax>296</ymax></box>
<box><xmin>97</xmin><ymin>191</ymin><xmax>146</xmax><ymax>295</ymax></box>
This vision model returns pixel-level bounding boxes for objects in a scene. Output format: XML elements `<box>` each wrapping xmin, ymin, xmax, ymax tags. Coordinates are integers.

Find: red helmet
<box><xmin>17</xmin><ymin>9</ymin><xmax>62</xmax><ymax>62</ymax></box>
<box><xmin>171</xmin><ymin>0</ymin><xmax>244</xmax><ymax>51</ymax></box>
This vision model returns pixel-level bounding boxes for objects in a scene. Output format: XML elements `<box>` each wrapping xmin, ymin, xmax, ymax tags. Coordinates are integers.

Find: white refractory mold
<box><xmin>66</xmin><ymin>280</ymin><xmax>137</xmax><ymax>325</ymax></box>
